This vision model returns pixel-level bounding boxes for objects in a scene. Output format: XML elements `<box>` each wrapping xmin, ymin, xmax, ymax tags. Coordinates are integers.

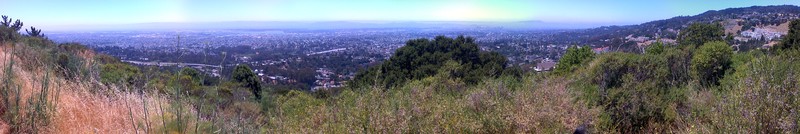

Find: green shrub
<box><xmin>352</xmin><ymin>35</ymin><xmax>508</xmax><ymax>89</ymax></box>
<box><xmin>645</xmin><ymin>41</ymin><xmax>665</xmax><ymax>54</ymax></box>
<box><xmin>711</xmin><ymin>49</ymin><xmax>800</xmax><ymax>132</ymax></box>
<box><xmin>773</xmin><ymin>19</ymin><xmax>800</xmax><ymax>51</ymax></box>
<box><xmin>691</xmin><ymin>41</ymin><xmax>733</xmax><ymax>87</ymax></box>
<box><xmin>55</xmin><ymin>53</ymin><xmax>87</xmax><ymax>80</ymax></box>
<box><xmin>100</xmin><ymin>63</ymin><xmax>141</xmax><ymax>86</ymax></box>
<box><xmin>555</xmin><ymin>45</ymin><xmax>594</xmax><ymax>74</ymax></box>
<box><xmin>232</xmin><ymin>64</ymin><xmax>262</xmax><ymax>99</ymax></box>
<box><xmin>678</xmin><ymin>23</ymin><xmax>724</xmax><ymax>47</ymax></box>
<box><xmin>573</xmin><ymin>51</ymin><xmax>687</xmax><ymax>132</ymax></box>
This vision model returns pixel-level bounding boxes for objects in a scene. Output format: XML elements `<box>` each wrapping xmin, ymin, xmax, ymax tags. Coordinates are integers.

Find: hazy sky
<box><xmin>1</xmin><ymin>0</ymin><xmax>799</xmax><ymax>29</ymax></box>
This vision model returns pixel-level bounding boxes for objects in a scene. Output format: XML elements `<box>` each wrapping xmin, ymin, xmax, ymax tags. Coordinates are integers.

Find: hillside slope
<box><xmin>564</xmin><ymin>5</ymin><xmax>800</xmax><ymax>51</ymax></box>
<box><xmin>0</xmin><ymin>42</ymin><xmax>177</xmax><ymax>133</ymax></box>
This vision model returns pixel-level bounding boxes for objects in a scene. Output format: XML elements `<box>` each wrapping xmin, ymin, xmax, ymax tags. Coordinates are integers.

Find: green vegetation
<box><xmin>232</xmin><ymin>64</ymin><xmax>263</xmax><ymax>99</ymax></box>
<box><xmin>0</xmin><ymin>15</ymin><xmax>23</xmax><ymax>42</ymax></box>
<box><xmin>775</xmin><ymin>19</ymin><xmax>800</xmax><ymax>50</ymax></box>
<box><xmin>691</xmin><ymin>41</ymin><xmax>733</xmax><ymax>86</ymax></box>
<box><xmin>1</xmin><ymin>15</ymin><xmax>61</xmax><ymax>133</ymax></box>
<box><xmin>100</xmin><ymin>63</ymin><xmax>141</xmax><ymax>86</ymax></box>
<box><xmin>3</xmin><ymin>12</ymin><xmax>800</xmax><ymax>133</ymax></box>
<box><xmin>352</xmin><ymin>35</ymin><xmax>509</xmax><ymax>88</ymax></box>
<box><xmin>554</xmin><ymin>45</ymin><xmax>594</xmax><ymax>74</ymax></box>
<box><xmin>678</xmin><ymin>23</ymin><xmax>725</xmax><ymax>47</ymax></box>
<box><xmin>645</xmin><ymin>41</ymin><xmax>665</xmax><ymax>54</ymax></box>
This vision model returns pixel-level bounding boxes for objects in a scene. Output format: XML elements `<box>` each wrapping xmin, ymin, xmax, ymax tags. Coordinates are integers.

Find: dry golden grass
<box><xmin>52</xmin><ymin>85</ymin><xmax>169</xmax><ymax>133</ymax></box>
<box><xmin>0</xmin><ymin>44</ymin><xmax>192</xmax><ymax>134</ymax></box>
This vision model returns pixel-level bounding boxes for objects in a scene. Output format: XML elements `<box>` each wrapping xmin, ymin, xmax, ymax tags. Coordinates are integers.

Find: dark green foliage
<box><xmin>0</xmin><ymin>15</ymin><xmax>22</xmax><ymax>41</ymax></box>
<box><xmin>352</xmin><ymin>35</ymin><xmax>508</xmax><ymax>89</ymax></box>
<box><xmin>175</xmin><ymin>67</ymin><xmax>203</xmax><ymax>94</ymax></box>
<box><xmin>100</xmin><ymin>63</ymin><xmax>141</xmax><ymax>86</ymax></box>
<box><xmin>712</xmin><ymin>49</ymin><xmax>800</xmax><ymax>132</ymax></box>
<box><xmin>55</xmin><ymin>43</ymin><xmax>91</xmax><ymax>80</ymax></box>
<box><xmin>574</xmin><ymin>48</ymin><xmax>690</xmax><ymax>132</ymax></box>
<box><xmin>678</xmin><ymin>23</ymin><xmax>725</xmax><ymax>47</ymax></box>
<box><xmin>645</xmin><ymin>41</ymin><xmax>665</xmax><ymax>54</ymax></box>
<box><xmin>554</xmin><ymin>45</ymin><xmax>594</xmax><ymax>74</ymax></box>
<box><xmin>661</xmin><ymin>47</ymin><xmax>693</xmax><ymax>86</ymax></box>
<box><xmin>180</xmin><ymin>68</ymin><xmax>202</xmax><ymax>85</ymax></box>
<box><xmin>774</xmin><ymin>19</ymin><xmax>800</xmax><ymax>51</ymax></box>
<box><xmin>691</xmin><ymin>41</ymin><xmax>733</xmax><ymax>87</ymax></box>
<box><xmin>25</xmin><ymin>26</ymin><xmax>43</xmax><ymax>37</ymax></box>
<box><xmin>1</xmin><ymin>15</ymin><xmax>23</xmax><ymax>42</ymax></box>
<box><xmin>0</xmin><ymin>25</ymin><xmax>18</xmax><ymax>42</ymax></box>
<box><xmin>232</xmin><ymin>64</ymin><xmax>262</xmax><ymax>99</ymax></box>
<box><xmin>55</xmin><ymin>53</ymin><xmax>86</xmax><ymax>80</ymax></box>
<box><xmin>1</xmin><ymin>15</ymin><xmax>23</xmax><ymax>32</ymax></box>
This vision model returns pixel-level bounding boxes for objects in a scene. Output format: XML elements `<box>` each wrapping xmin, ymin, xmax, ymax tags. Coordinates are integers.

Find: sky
<box><xmin>1</xmin><ymin>0</ymin><xmax>799</xmax><ymax>30</ymax></box>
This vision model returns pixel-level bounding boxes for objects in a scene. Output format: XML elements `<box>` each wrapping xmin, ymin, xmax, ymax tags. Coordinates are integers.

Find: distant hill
<box><xmin>48</xmin><ymin>20</ymin><xmax>611</xmax><ymax>32</ymax></box>
<box><xmin>562</xmin><ymin>5</ymin><xmax>800</xmax><ymax>52</ymax></box>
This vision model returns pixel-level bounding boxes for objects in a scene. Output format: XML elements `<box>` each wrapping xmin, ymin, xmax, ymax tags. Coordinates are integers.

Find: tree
<box><xmin>691</xmin><ymin>41</ymin><xmax>733</xmax><ymax>86</ymax></box>
<box><xmin>26</xmin><ymin>26</ymin><xmax>43</xmax><ymax>37</ymax></box>
<box><xmin>232</xmin><ymin>64</ymin><xmax>263</xmax><ymax>99</ymax></box>
<box><xmin>555</xmin><ymin>45</ymin><xmax>594</xmax><ymax>73</ymax></box>
<box><xmin>1</xmin><ymin>15</ymin><xmax>23</xmax><ymax>31</ymax></box>
<box><xmin>774</xmin><ymin>19</ymin><xmax>800</xmax><ymax>51</ymax></box>
<box><xmin>351</xmin><ymin>35</ymin><xmax>508</xmax><ymax>89</ymax></box>
<box><xmin>0</xmin><ymin>15</ymin><xmax>23</xmax><ymax>41</ymax></box>
<box><xmin>678</xmin><ymin>23</ymin><xmax>724</xmax><ymax>47</ymax></box>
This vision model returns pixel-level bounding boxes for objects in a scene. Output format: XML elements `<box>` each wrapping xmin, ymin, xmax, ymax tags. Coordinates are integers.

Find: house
<box><xmin>534</xmin><ymin>60</ymin><xmax>557</xmax><ymax>72</ymax></box>
<box><xmin>593</xmin><ymin>46</ymin><xmax>610</xmax><ymax>54</ymax></box>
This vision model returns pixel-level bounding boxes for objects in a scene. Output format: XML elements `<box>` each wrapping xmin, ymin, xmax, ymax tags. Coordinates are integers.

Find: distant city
<box><xmin>44</xmin><ymin>5</ymin><xmax>800</xmax><ymax>90</ymax></box>
<box><xmin>48</xmin><ymin>28</ymin><xmax>573</xmax><ymax>90</ymax></box>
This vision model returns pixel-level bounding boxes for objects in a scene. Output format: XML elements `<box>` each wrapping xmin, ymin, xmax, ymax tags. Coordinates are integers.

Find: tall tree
<box><xmin>232</xmin><ymin>64</ymin><xmax>263</xmax><ymax>99</ymax></box>
<box><xmin>26</xmin><ymin>26</ymin><xmax>43</xmax><ymax>37</ymax></box>
<box><xmin>1</xmin><ymin>15</ymin><xmax>23</xmax><ymax>31</ymax></box>
<box><xmin>555</xmin><ymin>45</ymin><xmax>594</xmax><ymax>74</ymax></box>
<box><xmin>0</xmin><ymin>15</ymin><xmax>23</xmax><ymax>41</ymax></box>
<box><xmin>774</xmin><ymin>19</ymin><xmax>800</xmax><ymax>51</ymax></box>
<box><xmin>352</xmin><ymin>35</ymin><xmax>508</xmax><ymax>89</ymax></box>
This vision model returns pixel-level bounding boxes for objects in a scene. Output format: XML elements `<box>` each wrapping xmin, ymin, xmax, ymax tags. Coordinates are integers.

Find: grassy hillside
<box><xmin>2</xmin><ymin>15</ymin><xmax>800</xmax><ymax>133</ymax></box>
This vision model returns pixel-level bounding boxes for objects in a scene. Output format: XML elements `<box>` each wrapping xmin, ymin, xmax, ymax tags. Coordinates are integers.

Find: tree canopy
<box><xmin>352</xmin><ymin>35</ymin><xmax>508</xmax><ymax>89</ymax></box>
<box><xmin>678</xmin><ymin>23</ymin><xmax>725</xmax><ymax>47</ymax></box>
<box><xmin>775</xmin><ymin>19</ymin><xmax>800</xmax><ymax>51</ymax></box>
<box><xmin>232</xmin><ymin>64</ymin><xmax>263</xmax><ymax>99</ymax></box>
<box><xmin>554</xmin><ymin>45</ymin><xmax>594</xmax><ymax>74</ymax></box>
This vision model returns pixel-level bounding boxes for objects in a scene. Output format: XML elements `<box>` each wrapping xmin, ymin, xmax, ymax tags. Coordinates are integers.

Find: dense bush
<box><xmin>55</xmin><ymin>52</ymin><xmax>86</xmax><ymax>80</ymax></box>
<box><xmin>678</xmin><ymin>23</ymin><xmax>725</xmax><ymax>47</ymax></box>
<box><xmin>232</xmin><ymin>64</ymin><xmax>262</xmax><ymax>99</ymax></box>
<box><xmin>697</xmin><ymin>49</ymin><xmax>800</xmax><ymax>133</ymax></box>
<box><xmin>0</xmin><ymin>15</ymin><xmax>23</xmax><ymax>42</ymax></box>
<box><xmin>645</xmin><ymin>41</ymin><xmax>665</xmax><ymax>54</ymax></box>
<box><xmin>691</xmin><ymin>41</ymin><xmax>733</xmax><ymax>87</ymax></box>
<box><xmin>554</xmin><ymin>45</ymin><xmax>594</xmax><ymax>74</ymax></box>
<box><xmin>100</xmin><ymin>63</ymin><xmax>141</xmax><ymax>86</ymax></box>
<box><xmin>352</xmin><ymin>35</ymin><xmax>508</xmax><ymax>89</ymax></box>
<box><xmin>572</xmin><ymin>48</ymin><xmax>690</xmax><ymax>132</ymax></box>
<box><xmin>774</xmin><ymin>19</ymin><xmax>800</xmax><ymax>51</ymax></box>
